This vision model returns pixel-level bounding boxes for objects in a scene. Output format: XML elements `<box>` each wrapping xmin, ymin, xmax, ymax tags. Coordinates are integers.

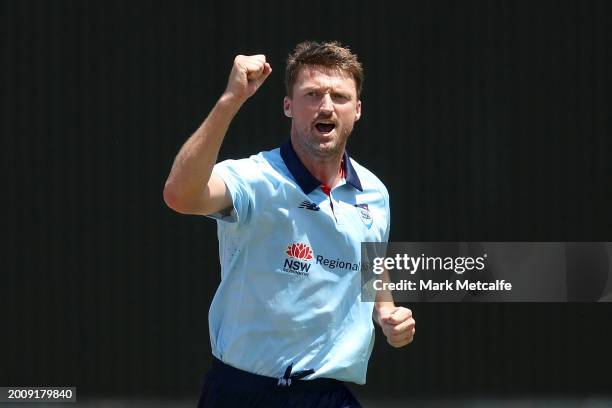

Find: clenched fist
<box><xmin>379</xmin><ymin>307</ymin><xmax>416</xmax><ymax>348</ymax></box>
<box><xmin>224</xmin><ymin>54</ymin><xmax>272</xmax><ymax>104</ymax></box>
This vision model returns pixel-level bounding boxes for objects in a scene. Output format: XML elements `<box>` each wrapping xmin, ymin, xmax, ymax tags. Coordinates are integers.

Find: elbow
<box><xmin>163</xmin><ymin>182</ymin><xmax>210</xmax><ymax>215</ymax></box>
<box><xmin>163</xmin><ymin>183</ymin><xmax>188</xmax><ymax>214</ymax></box>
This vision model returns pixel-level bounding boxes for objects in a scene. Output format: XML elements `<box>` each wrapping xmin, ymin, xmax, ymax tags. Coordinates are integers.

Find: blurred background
<box><xmin>3</xmin><ymin>0</ymin><xmax>611</xmax><ymax>406</ymax></box>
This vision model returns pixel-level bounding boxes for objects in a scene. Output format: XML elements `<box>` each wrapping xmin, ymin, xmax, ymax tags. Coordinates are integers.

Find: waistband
<box><xmin>210</xmin><ymin>356</ymin><xmax>344</xmax><ymax>392</ymax></box>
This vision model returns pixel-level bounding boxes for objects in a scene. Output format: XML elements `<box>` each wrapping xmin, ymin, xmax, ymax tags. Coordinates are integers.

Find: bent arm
<box><xmin>163</xmin><ymin>54</ymin><xmax>271</xmax><ymax>215</ymax></box>
<box><xmin>163</xmin><ymin>95</ymin><xmax>242</xmax><ymax>215</ymax></box>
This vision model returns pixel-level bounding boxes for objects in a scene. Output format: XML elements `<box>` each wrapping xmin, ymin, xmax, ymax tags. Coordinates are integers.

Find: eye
<box><xmin>305</xmin><ymin>91</ymin><xmax>318</xmax><ymax>97</ymax></box>
<box><xmin>332</xmin><ymin>93</ymin><xmax>350</xmax><ymax>102</ymax></box>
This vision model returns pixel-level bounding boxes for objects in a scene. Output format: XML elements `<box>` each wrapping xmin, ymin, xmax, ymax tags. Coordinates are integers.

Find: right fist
<box><xmin>224</xmin><ymin>54</ymin><xmax>272</xmax><ymax>103</ymax></box>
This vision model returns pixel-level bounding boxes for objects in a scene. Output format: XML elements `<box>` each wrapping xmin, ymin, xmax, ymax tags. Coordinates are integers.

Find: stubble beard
<box><xmin>292</xmin><ymin>121</ymin><xmax>354</xmax><ymax>162</ymax></box>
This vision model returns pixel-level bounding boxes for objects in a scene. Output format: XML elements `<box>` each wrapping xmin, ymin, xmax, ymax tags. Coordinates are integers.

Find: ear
<box><xmin>354</xmin><ymin>99</ymin><xmax>362</xmax><ymax>121</ymax></box>
<box><xmin>283</xmin><ymin>96</ymin><xmax>292</xmax><ymax>117</ymax></box>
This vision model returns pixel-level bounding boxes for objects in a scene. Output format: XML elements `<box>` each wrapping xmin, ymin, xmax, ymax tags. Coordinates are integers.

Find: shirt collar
<box><xmin>280</xmin><ymin>140</ymin><xmax>363</xmax><ymax>194</ymax></box>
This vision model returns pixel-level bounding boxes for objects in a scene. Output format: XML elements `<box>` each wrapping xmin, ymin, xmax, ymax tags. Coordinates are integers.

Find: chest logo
<box><xmin>286</xmin><ymin>243</ymin><xmax>314</xmax><ymax>260</ymax></box>
<box><xmin>281</xmin><ymin>243</ymin><xmax>362</xmax><ymax>277</ymax></box>
<box><xmin>299</xmin><ymin>200</ymin><xmax>320</xmax><ymax>211</ymax></box>
<box><xmin>354</xmin><ymin>203</ymin><xmax>373</xmax><ymax>227</ymax></box>
<box><xmin>283</xmin><ymin>243</ymin><xmax>313</xmax><ymax>276</ymax></box>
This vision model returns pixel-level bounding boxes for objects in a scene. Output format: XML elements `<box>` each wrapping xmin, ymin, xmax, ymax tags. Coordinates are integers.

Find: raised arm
<box><xmin>163</xmin><ymin>54</ymin><xmax>272</xmax><ymax>215</ymax></box>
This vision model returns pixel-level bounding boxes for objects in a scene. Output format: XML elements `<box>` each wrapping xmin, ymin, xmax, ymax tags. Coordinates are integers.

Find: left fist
<box><xmin>379</xmin><ymin>307</ymin><xmax>416</xmax><ymax>348</ymax></box>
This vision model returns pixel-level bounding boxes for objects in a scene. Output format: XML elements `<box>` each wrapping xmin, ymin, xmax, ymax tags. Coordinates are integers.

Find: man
<box><xmin>164</xmin><ymin>41</ymin><xmax>416</xmax><ymax>408</ymax></box>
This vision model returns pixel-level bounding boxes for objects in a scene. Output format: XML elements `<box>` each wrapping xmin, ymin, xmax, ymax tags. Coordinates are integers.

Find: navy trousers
<box><xmin>197</xmin><ymin>357</ymin><xmax>362</xmax><ymax>408</ymax></box>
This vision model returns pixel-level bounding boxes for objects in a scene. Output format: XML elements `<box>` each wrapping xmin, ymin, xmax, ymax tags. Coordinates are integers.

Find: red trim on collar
<box><xmin>321</xmin><ymin>159</ymin><xmax>346</xmax><ymax>196</ymax></box>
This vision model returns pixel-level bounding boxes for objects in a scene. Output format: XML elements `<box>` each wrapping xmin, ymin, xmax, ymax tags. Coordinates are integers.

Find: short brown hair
<box><xmin>285</xmin><ymin>41</ymin><xmax>364</xmax><ymax>98</ymax></box>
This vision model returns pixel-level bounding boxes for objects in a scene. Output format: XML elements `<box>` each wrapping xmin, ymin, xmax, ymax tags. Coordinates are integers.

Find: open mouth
<box><xmin>315</xmin><ymin>123</ymin><xmax>336</xmax><ymax>133</ymax></box>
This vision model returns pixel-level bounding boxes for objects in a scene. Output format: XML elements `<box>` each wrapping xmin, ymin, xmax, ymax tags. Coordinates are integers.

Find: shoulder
<box><xmin>214</xmin><ymin>147</ymin><xmax>290</xmax><ymax>196</ymax></box>
<box><xmin>215</xmin><ymin>147</ymin><xmax>284</xmax><ymax>179</ymax></box>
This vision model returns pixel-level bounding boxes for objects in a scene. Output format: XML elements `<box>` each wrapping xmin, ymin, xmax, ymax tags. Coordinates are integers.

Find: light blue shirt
<box><xmin>207</xmin><ymin>140</ymin><xmax>390</xmax><ymax>384</ymax></box>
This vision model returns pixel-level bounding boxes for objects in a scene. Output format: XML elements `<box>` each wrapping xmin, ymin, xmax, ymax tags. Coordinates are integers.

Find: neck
<box><xmin>291</xmin><ymin>137</ymin><xmax>345</xmax><ymax>188</ymax></box>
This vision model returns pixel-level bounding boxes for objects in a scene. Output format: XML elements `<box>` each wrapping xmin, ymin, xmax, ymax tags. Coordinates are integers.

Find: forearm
<box><xmin>164</xmin><ymin>94</ymin><xmax>243</xmax><ymax>203</ymax></box>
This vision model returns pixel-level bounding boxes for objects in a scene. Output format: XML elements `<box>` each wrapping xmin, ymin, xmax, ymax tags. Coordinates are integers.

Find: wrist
<box><xmin>374</xmin><ymin>302</ymin><xmax>396</xmax><ymax>326</ymax></box>
<box><xmin>218</xmin><ymin>92</ymin><xmax>247</xmax><ymax>112</ymax></box>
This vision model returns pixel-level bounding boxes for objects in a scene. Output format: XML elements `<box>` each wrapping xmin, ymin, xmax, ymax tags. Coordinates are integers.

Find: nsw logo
<box><xmin>282</xmin><ymin>243</ymin><xmax>313</xmax><ymax>276</ymax></box>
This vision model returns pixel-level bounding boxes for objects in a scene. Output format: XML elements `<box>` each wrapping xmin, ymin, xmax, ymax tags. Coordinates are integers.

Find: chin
<box><xmin>294</xmin><ymin>129</ymin><xmax>346</xmax><ymax>157</ymax></box>
<box><xmin>310</xmin><ymin>141</ymin><xmax>343</xmax><ymax>157</ymax></box>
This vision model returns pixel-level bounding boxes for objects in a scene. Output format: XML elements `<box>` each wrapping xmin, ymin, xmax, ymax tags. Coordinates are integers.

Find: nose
<box><xmin>319</xmin><ymin>93</ymin><xmax>333</xmax><ymax>113</ymax></box>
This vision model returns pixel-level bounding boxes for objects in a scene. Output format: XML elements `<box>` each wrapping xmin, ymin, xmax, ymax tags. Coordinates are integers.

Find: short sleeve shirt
<box><xmin>207</xmin><ymin>140</ymin><xmax>390</xmax><ymax>384</ymax></box>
